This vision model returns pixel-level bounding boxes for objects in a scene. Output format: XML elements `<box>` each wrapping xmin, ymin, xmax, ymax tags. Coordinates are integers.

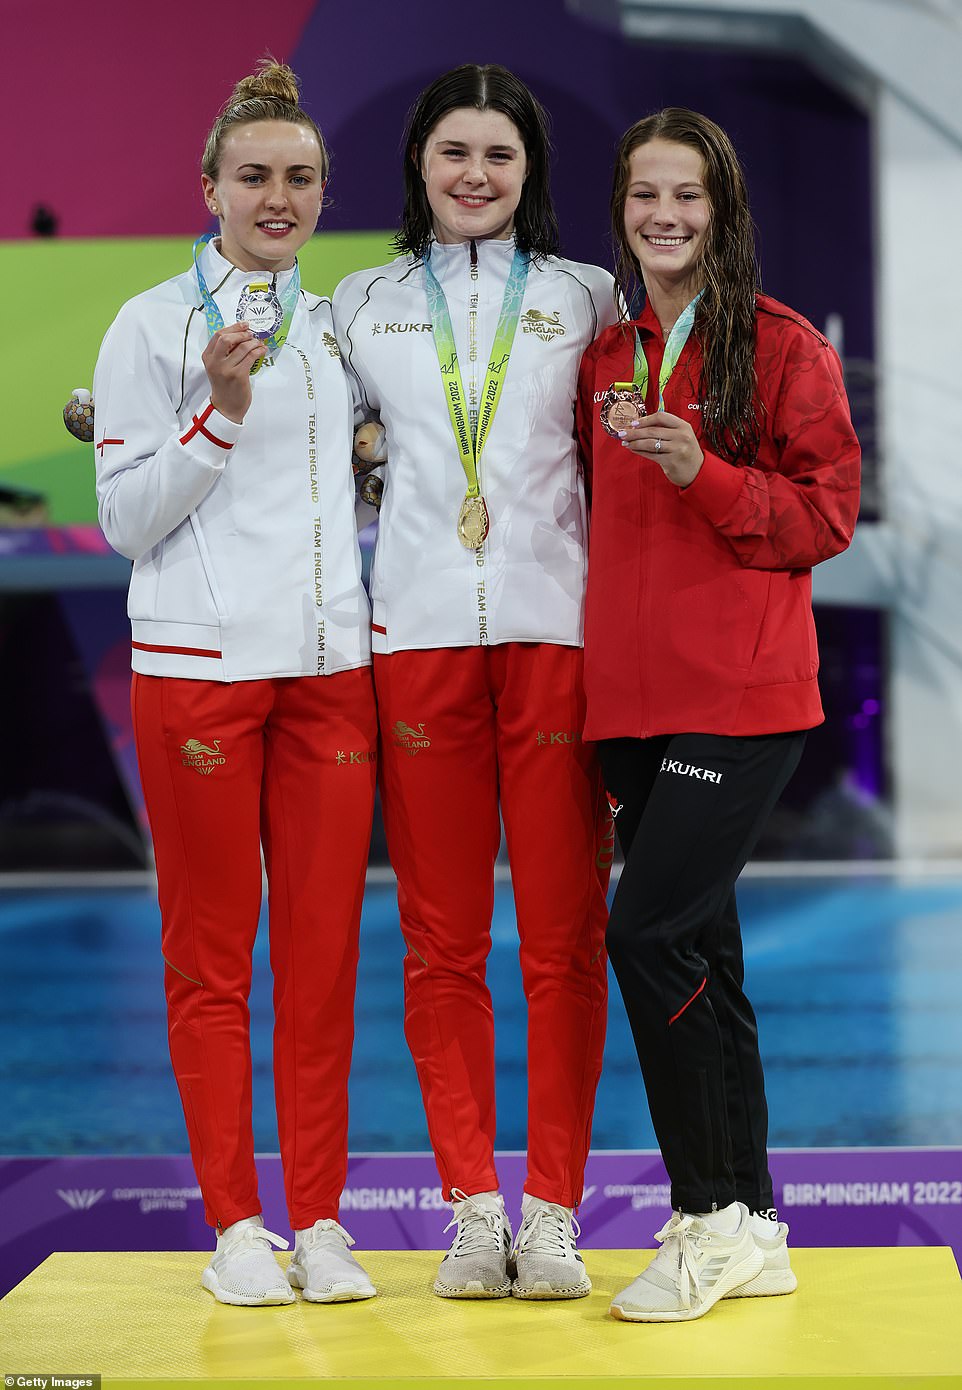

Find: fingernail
<box><xmin>616</xmin><ymin>430</ymin><xmax>627</xmax><ymax>439</ymax></box>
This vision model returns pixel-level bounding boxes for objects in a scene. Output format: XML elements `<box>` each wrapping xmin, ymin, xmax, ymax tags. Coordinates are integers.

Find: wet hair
<box><xmin>393</xmin><ymin>63</ymin><xmax>560</xmax><ymax>259</ymax></box>
<box><xmin>201</xmin><ymin>58</ymin><xmax>330</xmax><ymax>183</ymax></box>
<box><xmin>611</xmin><ymin>108</ymin><xmax>761</xmax><ymax>466</ymax></box>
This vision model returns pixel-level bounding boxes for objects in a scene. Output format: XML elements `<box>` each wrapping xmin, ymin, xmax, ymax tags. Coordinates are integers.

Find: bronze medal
<box><xmin>457</xmin><ymin>493</ymin><xmax>489</xmax><ymax>549</ymax></box>
<box><xmin>600</xmin><ymin>382</ymin><xmax>646</xmax><ymax>438</ymax></box>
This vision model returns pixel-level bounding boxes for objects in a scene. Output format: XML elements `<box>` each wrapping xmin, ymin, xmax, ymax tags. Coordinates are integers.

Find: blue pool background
<box><xmin>3</xmin><ymin>874</ymin><xmax>961</xmax><ymax>1157</ymax></box>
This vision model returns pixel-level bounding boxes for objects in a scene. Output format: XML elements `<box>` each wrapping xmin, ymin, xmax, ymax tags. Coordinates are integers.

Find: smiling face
<box><xmin>420</xmin><ymin>107</ymin><xmax>527</xmax><ymax>245</ymax></box>
<box><xmin>201</xmin><ymin>119</ymin><xmax>324</xmax><ymax>272</ymax></box>
<box><xmin>623</xmin><ymin>138</ymin><xmax>710</xmax><ymax>303</ymax></box>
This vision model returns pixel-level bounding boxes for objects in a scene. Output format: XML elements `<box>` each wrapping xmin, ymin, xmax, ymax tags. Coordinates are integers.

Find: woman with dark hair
<box><xmin>334</xmin><ymin>64</ymin><xmax>617</xmax><ymax>1301</ymax></box>
<box><xmin>94</xmin><ymin>61</ymin><xmax>377</xmax><ymax>1306</ymax></box>
<box><xmin>578</xmin><ymin>108</ymin><xmax>860</xmax><ymax>1322</ymax></box>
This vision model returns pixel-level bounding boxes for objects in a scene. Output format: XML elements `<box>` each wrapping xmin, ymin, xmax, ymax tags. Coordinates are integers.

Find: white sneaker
<box><xmin>609</xmin><ymin>1203</ymin><xmax>764</xmax><ymax>1322</ymax></box>
<box><xmin>434</xmin><ymin>1189</ymin><xmax>513</xmax><ymax>1299</ymax></box>
<box><xmin>287</xmin><ymin>1219</ymin><xmax>377</xmax><ymax>1303</ymax></box>
<box><xmin>201</xmin><ymin>1216</ymin><xmax>295</xmax><ymax>1307</ymax></box>
<box><xmin>511</xmin><ymin>1194</ymin><xmax>591</xmax><ymax>1300</ymax></box>
<box><xmin>725</xmin><ymin>1218</ymin><xmax>797</xmax><ymax>1297</ymax></box>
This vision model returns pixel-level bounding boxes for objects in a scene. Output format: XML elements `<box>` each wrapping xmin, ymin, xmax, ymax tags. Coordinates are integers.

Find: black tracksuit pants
<box><xmin>599</xmin><ymin>730</ymin><xmax>806</xmax><ymax>1215</ymax></box>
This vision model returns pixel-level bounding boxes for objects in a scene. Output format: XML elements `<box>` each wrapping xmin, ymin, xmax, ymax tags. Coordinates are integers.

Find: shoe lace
<box><xmin>515</xmin><ymin>1203</ymin><xmax>580</xmax><ymax>1256</ymax></box>
<box><xmin>443</xmin><ymin>1190</ymin><xmax>507</xmax><ymax>1256</ymax></box>
<box><xmin>300</xmin><ymin>1218</ymin><xmax>354</xmax><ymax>1251</ymax></box>
<box><xmin>226</xmin><ymin>1223</ymin><xmax>290</xmax><ymax>1253</ymax></box>
<box><xmin>653</xmin><ymin>1212</ymin><xmax>711</xmax><ymax>1310</ymax></box>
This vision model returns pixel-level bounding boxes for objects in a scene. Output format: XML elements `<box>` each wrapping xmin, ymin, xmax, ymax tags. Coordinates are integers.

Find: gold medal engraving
<box><xmin>457</xmin><ymin>493</ymin><xmax>489</xmax><ymax>549</ymax></box>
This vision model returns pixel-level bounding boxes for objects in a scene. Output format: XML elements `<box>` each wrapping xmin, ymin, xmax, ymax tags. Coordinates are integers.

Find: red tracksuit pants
<box><xmin>374</xmin><ymin>643</ymin><xmax>610</xmax><ymax>1208</ymax></box>
<box><xmin>131</xmin><ymin>668</ymin><xmax>377</xmax><ymax>1231</ymax></box>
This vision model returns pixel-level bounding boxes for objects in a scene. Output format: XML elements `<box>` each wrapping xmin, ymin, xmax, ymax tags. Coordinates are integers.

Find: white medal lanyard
<box><xmin>468</xmin><ymin>241</ymin><xmax>480</xmax><ymax>434</ymax></box>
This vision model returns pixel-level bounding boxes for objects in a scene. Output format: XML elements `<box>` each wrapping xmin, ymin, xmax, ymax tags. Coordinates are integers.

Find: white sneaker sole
<box><xmin>201</xmin><ymin>1265</ymin><xmax>295</xmax><ymax>1307</ymax></box>
<box><xmin>609</xmin><ymin>1245</ymin><xmax>764</xmax><ymax>1323</ymax></box>
<box><xmin>725</xmin><ymin>1265</ymin><xmax>798</xmax><ymax>1297</ymax></box>
<box><xmin>512</xmin><ymin>1276</ymin><xmax>591</xmax><ymax>1301</ymax></box>
<box><xmin>433</xmin><ymin>1276</ymin><xmax>512</xmax><ymax>1299</ymax></box>
<box><xmin>287</xmin><ymin>1265</ymin><xmax>376</xmax><ymax>1302</ymax></box>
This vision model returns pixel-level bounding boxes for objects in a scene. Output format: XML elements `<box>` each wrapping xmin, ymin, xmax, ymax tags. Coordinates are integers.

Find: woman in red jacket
<box><xmin>577</xmin><ymin>108</ymin><xmax>860</xmax><ymax>1323</ymax></box>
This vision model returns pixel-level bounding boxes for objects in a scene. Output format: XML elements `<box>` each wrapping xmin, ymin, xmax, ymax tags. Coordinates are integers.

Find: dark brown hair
<box><xmin>611</xmin><ymin>108</ymin><xmax>761</xmax><ymax>465</ymax></box>
<box><xmin>201</xmin><ymin>59</ymin><xmax>329</xmax><ymax>183</ymax></box>
<box><xmin>394</xmin><ymin>64</ymin><xmax>560</xmax><ymax>260</ymax></box>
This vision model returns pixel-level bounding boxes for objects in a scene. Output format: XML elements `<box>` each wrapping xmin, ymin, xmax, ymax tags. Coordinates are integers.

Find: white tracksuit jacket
<box><xmin>94</xmin><ymin>239</ymin><xmax>371</xmax><ymax>681</ymax></box>
<box><xmin>332</xmin><ymin>238</ymin><xmax>617</xmax><ymax>654</ymax></box>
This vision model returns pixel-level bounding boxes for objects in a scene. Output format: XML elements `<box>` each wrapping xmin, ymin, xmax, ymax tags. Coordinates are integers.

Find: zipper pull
<box><xmin>470</xmin><ymin>239</ymin><xmax>478</xmax><ymax>278</ymax></box>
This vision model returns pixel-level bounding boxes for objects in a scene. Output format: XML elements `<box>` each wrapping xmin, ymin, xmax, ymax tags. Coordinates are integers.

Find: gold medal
<box><xmin>457</xmin><ymin>493</ymin><xmax>489</xmax><ymax>549</ymax></box>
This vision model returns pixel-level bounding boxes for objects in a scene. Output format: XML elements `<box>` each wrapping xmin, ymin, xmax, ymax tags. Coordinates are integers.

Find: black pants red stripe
<box><xmin>598</xmin><ymin>730</ymin><xmax>806</xmax><ymax>1214</ymax></box>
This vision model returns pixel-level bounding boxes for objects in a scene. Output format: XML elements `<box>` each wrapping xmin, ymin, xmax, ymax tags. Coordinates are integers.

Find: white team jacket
<box><xmin>333</xmin><ymin>239</ymin><xmax>617</xmax><ymax>654</ymax></box>
<box><xmin>94</xmin><ymin>239</ymin><xmax>371</xmax><ymax>681</ymax></box>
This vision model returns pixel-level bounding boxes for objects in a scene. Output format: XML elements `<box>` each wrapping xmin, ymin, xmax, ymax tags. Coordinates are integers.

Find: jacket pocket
<box><xmin>189</xmin><ymin>511</ymin><xmax>229</xmax><ymax>620</ymax></box>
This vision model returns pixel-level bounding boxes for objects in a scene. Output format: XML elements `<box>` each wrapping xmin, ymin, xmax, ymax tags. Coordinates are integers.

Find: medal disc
<box><xmin>600</xmin><ymin>383</ymin><xmax>646</xmax><ymax>438</ymax></box>
<box><xmin>457</xmin><ymin>493</ymin><xmax>489</xmax><ymax>549</ymax></box>
<box><xmin>237</xmin><ymin>285</ymin><xmax>283</xmax><ymax>340</ymax></box>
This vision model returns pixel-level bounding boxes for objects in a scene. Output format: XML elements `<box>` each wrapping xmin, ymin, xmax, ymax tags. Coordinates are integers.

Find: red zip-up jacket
<box><xmin>576</xmin><ymin>293</ymin><xmax>860</xmax><ymax>740</ymax></box>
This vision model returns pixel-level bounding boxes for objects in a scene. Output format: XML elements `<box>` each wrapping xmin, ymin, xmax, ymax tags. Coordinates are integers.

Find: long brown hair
<box><xmin>611</xmin><ymin>108</ymin><xmax>760</xmax><ymax>466</ymax></box>
<box><xmin>201</xmin><ymin>59</ymin><xmax>329</xmax><ymax>184</ymax></box>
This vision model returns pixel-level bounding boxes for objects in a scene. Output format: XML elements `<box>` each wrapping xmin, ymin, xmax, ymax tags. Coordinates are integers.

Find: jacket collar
<box><xmin>198</xmin><ymin>237</ymin><xmax>299</xmax><ymax>305</ymax></box>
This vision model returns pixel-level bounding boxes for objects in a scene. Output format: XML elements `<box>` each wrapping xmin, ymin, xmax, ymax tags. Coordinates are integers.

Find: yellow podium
<box><xmin>2</xmin><ymin>1247</ymin><xmax>961</xmax><ymax>1389</ymax></box>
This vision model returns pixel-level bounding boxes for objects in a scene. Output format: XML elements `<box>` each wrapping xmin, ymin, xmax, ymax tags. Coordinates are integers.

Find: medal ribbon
<box><xmin>192</xmin><ymin>233</ymin><xmax>301</xmax><ymax>374</ymax></box>
<box><xmin>627</xmin><ymin>291</ymin><xmax>703</xmax><ymax>411</ymax></box>
<box><xmin>423</xmin><ymin>245</ymin><xmax>529</xmax><ymax>500</ymax></box>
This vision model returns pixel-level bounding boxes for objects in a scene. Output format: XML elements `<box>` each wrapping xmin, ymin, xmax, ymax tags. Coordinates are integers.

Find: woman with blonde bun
<box><xmin>94</xmin><ymin>61</ymin><xmax>378</xmax><ymax>1307</ymax></box>
<box><xmin>334</xmin><ymin>63</ymin><xmax>617</xmax><ymax>1303</ymax></box>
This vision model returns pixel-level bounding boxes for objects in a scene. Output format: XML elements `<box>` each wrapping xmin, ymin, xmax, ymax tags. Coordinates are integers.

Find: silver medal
<box><xmin>237</xmin><ymin>283</ymin><xmax>283</xmax><ymax>340</ymax></box>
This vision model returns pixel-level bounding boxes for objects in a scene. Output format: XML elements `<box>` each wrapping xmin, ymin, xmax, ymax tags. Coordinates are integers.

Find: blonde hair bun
<box><xmin>201</xmin><ymin>56</ymin><xmax>329</xmax><ymax>181</ymax></box>
<box><xmin>230</xmin><ymin>59</ymin><xmax>301</xmax><ymax>110</ymax></box>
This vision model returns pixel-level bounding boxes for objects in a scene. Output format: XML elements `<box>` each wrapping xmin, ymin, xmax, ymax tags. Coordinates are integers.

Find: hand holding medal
<box><xmin>192</xmin><ymin>235</ymin><xmax>302</xmax><ymax>425</ymax></box>
<box><xmin>606</xmin><ymin>291</ymin><xmax>704</xmax><ymax>487</ymax></box>
<box><xmin>617</xmin><ymin>408</ymin><xmax>704</xmax><ymax>488</ymax></box>
<box><xmin>202</xmin><ymin>322</ymin><xmax>266</xmax><ymax>424</ymax></box>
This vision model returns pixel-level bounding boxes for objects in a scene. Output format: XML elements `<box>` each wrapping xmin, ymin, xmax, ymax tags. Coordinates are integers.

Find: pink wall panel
<box><xmin>10</xmin><ymin>0</ymin><xmax>317</xmax><ymax>239</ymax></box>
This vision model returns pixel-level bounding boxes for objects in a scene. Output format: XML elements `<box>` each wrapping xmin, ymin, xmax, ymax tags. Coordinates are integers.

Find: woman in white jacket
<box><xmin>94</xmin><ymin>61</ymin><xmax>377</xmax><ymax>1307</ymax></box>
<box><xmin>334</xmin><ymin>64</ymin><xmax>618</xmax><ymax>1302</ymax></box>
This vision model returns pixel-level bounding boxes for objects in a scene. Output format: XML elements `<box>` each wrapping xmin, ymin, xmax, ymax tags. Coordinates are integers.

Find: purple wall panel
<box><xmin>293</xmin><ymin>2</ymin><xmax>874</xmax><ymax>354</ymax></box>
<box><xmin>2</xmin><ymin>1150</ymin><xmax>959</xmax><ymax>1297</ymax></box>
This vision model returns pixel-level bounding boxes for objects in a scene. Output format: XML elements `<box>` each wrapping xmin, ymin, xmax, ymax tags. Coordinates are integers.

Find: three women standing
<box><xmin>578</xmin><ymin>108</ymin><xmax>860</xmax><ymax>1321</ymax></box>
<box><xmin>334</xmin><ymin>64</ymin><xmax>617</xmax><ymax>1300</ymax></box>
